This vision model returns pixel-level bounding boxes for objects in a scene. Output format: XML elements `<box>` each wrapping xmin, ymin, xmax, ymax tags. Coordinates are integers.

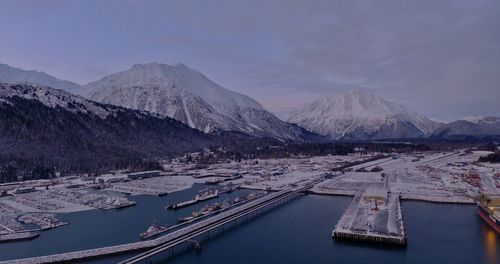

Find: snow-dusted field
<box><xmin>108</xmin><ymin>175</ymin><xmax>207</xmax><ymax>196</ymax></box>
<box><xmin>334</xmin><ymin>192</ymin><xmax>404</xmax><ymax>237</ymax></box>
<box><xmin>312</xmin><ymin>150</ymin><xmax>499</xmax><ymax>203</ymax></box>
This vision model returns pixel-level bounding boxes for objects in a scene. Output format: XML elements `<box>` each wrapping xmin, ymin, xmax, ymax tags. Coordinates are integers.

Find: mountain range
<box><xmin>431</xmin><ymin>116</ymin><xmax>500</xmax><ymax>139</ymax></box>
<box><xmin>0</xmin><ymin>63</ymin><xmax>80</xmax><ymax>93</ymax></box>
<box><xmin>1</xmin><ymin>62</ymin><xmax>498</xmax><ymax>141</ymax></box>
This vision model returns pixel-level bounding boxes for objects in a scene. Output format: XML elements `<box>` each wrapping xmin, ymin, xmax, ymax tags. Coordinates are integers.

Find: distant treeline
<box><xmin>193</xmin><ymin>141</ymin><xmax>433</xmax><ymax>163</ymax></box>
<box><xmin>0</xmin><ymin>165</ymin><xmax>55</xmax><ymax>183</ymax></box>
<box><xmin>478</xmin><ymin>151</ymin><xmax>500</xmax><ymax>163</ymax></box>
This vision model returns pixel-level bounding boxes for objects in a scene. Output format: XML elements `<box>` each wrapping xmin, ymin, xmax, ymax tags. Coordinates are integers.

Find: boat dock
<box><xmin>333</xmin><ymin>188</ymin><xmax>406</xmax><ymax>245</ymax></box>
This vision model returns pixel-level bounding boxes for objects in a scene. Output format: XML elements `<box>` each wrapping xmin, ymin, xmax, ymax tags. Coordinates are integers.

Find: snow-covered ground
<box><xmin>108</xmin><ymin>175</ymin><xmax>207</xmax><ymax>196</ymax></box>
<box><xmin>312</xmin><ymin>150</ymin><xmax>499</xmax><ymax>203</ymax></box>
<box><xmin>333</xmin><ymin>192</ymin><xmax>405</xmax><ymax>239</ymax></box>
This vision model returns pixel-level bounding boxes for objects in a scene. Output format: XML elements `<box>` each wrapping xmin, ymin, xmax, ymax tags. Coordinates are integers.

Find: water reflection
<box><xmin>481</xmin><ymin>224</ymin><xmax>498</xmax><ymax>264</ymax></box>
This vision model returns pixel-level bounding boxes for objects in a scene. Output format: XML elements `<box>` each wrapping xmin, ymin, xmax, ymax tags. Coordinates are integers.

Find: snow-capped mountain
<box><xmin>0</xmin><ymin>82</ymin><xmax>111</xmax><ymax>118</ymax></box>
<box><xmin>0</xmin><ymin>63</ymin><xmax>80</xmax><ymax>93</ymax></box>
<box><xmin>286</xmin><ymin>90</ymin><xmax>440</xmax><ymax>140</ymax></box>
<box><xmin>431</xmin><ymin>116</ymin><xmax>500</xmax><ymax>138</ymax></box>
<box><xmin>83</xmin><ymin>63</ymin><xmax>314</xmax><ymax>141</ymax></box>
<box><xmin>462</xmin><ymin>115</ymin><xmax>500</xmax><ymax>125</ymax></box>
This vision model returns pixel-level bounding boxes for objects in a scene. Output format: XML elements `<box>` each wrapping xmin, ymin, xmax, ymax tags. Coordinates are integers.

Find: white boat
<box><xmin>140</xmin><ymin>223</ymin><xmax>169</xmax><ymax>239</ymax></box>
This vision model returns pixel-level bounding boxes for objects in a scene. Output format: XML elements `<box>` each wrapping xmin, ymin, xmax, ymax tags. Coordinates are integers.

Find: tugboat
<box><xmin>140</xmin><ymin>222</ymin><xmax>169</xmax><ymax>239</ymax></box>
<box><xmin>477</xmin><ymin>192</ymin><xmax>500</xmax><ymax>233</ymax></box>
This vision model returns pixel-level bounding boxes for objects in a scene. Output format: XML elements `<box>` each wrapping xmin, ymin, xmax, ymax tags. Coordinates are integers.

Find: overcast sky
<box><xmin>0</xmin><ymin>0</ymin><xmax>499</xmax><ymax>121</ymax></box>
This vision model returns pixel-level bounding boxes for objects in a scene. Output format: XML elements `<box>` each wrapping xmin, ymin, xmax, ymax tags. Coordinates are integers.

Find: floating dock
<box><xmin>333</xmin><ymin>188</ymin><xmax>406</xmax><ymax>245</ymax></box>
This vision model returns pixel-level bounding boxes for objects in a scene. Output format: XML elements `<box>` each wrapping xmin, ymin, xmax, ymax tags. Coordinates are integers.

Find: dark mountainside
<box><xmin>0</xmin><ymin>83</ymin><xmax>280</xmax><ymax>182</ymax></box>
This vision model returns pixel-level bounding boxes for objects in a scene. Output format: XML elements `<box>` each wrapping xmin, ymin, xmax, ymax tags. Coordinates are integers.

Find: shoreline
<box><xmin>308</xmin><ymin>188</ymin><xmax>475</xmax><ymax>205</ymax></box>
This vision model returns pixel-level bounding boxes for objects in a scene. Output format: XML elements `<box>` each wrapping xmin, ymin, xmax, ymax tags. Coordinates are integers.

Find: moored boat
<box><xmin>477</xmin><ymin>192</ymin><xmax>500</xmax><ymax>234</ymax></box>
<box><xmin>196</xmin><ymin>189</ymin><xmax>218</xmax><ymax>201</ymax></box>
<box><xmin>140</xmin><ymin>222</ymin><xmax>169</xmax><ymax>239</ymax></box>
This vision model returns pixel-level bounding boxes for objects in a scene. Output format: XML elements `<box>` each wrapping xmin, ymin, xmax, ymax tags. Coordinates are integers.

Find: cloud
<box><xmin>1</xmin><ymin>0</ymin><xmax>498</xmax><ymax>120</ymax></box>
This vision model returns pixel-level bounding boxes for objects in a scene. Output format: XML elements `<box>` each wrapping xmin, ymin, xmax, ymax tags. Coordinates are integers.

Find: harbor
<box><xmin>0</xmin><ymin>150</ymin><xmax>498</xmax><ymax>263</ymax></box>
<box><xmin>86</xmin><ymin>197</ymin><xmax>500</xmax><ymax>264</ymax></box>
<box><xmin>0</xmin><ymin>188</ymin><xmax>497</xmax><ymax>264</ymax></box>
<box><xmin>0</xmin><ymin>183</ymin><xmax>314</xmax><ymax>264</ymax></box>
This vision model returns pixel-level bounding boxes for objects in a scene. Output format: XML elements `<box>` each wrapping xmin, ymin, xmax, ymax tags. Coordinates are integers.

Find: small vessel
<box><xmin>477</xmin><ymin>192</ymin><xmax>500</xmax><ymax>233</ymax></box>
<box><xmin>205</xmin><ymin>178</ymin><xmax>222</xmax><ymax>185</ymax></box>
<box><xmin>166</xmin><ymin>198</ymin><xmax>198</xmax><ymax>210</ymax></box>
<box><xmin>177</xmin><ymin>216</ymin><xmax>195</xmax><ymax>223</ymax></box>
<box><xmin>140</xmin><ymin>222</ymin><xmax>169</xmax><ymax>239</ymax></box>
<box><xmin>211</xmin><ymin>202</ymin><xmax>222</xmax><ymax>211</ymax></box>
<box><xmin>234</xmin><ymin>196</ymin><xmax>248</xmax><ymax>204</ymax></box>
<box><xmin>247</xmin><ymin>192</ymin><xmax>261</xmax><ymax>200</ymax></box>
<box><xmin>166</xmin><ymin>188</ymin><xmax>221</xmax><ymax>210</ymax></box>
<box><xmin>221</xmin><ymin>199</ymin><xmax>232</xmax><ymax>209</ymax></box>
<box><xmin>198</xmin><ymin>204</ymin><xmax>212</xmax><ymax>215</ymax></box>
<box><xmin>219</xmin><ymin>184</ymin><xmax>238</xmax><ymax>194</ymax></box>
<box><xmin>196</xmin><ymin>189</ymin><xmax>218</xmax><ymax>201</ymax></box>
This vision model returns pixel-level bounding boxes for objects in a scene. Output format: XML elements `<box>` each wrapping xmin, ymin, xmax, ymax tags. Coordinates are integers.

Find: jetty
<box><xmin>333</xmin><ymin>188</ymin><xmax>406</xmax><ymax>245</ymax></box>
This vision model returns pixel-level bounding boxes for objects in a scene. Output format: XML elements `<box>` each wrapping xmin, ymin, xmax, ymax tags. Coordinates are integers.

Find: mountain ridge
<box><xmin>431</xmin><ymin>116</ymin><xmax>500</xmax><ymax>139</ymax></box>
<box><xmin>0</xmin><ymin>63</ymin><xmax>80</xmax><ymax>93</ymax></box>
<box><xmin>0</xmin><ymin>82</ymin><xmax>282</xmax><ymax>174</ymax></box>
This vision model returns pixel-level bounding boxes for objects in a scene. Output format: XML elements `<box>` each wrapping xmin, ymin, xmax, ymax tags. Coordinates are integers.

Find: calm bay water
<box><xmin>1</xmin><ymin>186</ymin><xmax>498</xmax><ymax>264</ymax></box>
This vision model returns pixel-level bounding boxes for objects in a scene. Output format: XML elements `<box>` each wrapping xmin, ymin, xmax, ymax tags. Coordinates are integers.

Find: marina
<box><xmin>18</xmin><ymin>213</ymin><xmax>68</xmax><ymax>231</ymax></box>
<box><xmin>0</xmin><ymin>187</ymin><xmax>498</xmax><ymax>264</ymax></box>
<box><xmin>0</xmin><ymin>182</ymin><xmax>315</xmax><ymax>264</ymax></box>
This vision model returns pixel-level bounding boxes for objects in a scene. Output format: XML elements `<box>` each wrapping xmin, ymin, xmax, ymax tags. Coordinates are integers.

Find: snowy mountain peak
<box><xmin>462</xmin><ymin>115</ymin><xmax>500</xmax><ymax>124</ymax></box>
<box><xmin>84</xmin><ymin>62</ymin><xmax>263</xmax><ymax>111</ymax></box>
<box><xmin>286</xmin><ymin>90</ymin><xmax>439</xmax><ymax>140</ymax></box>
<box><xmin>83</xmin><ymin>62</ymin><xmax>313</xmax><ymax>141</ymax></box>
<box><xmin>313</xmin><ymin>90</ymin><xmax>410</xmax><ymax>119</ymax></box>
<box><xmin>0</xmin><ymin>82</ymin><xmax>110</xmax><ymax>118</ymax></box>
<box><xmin>0</xmin><ymin>63</ymin><xmax>80</xmax><ymax>93</ymax></box>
